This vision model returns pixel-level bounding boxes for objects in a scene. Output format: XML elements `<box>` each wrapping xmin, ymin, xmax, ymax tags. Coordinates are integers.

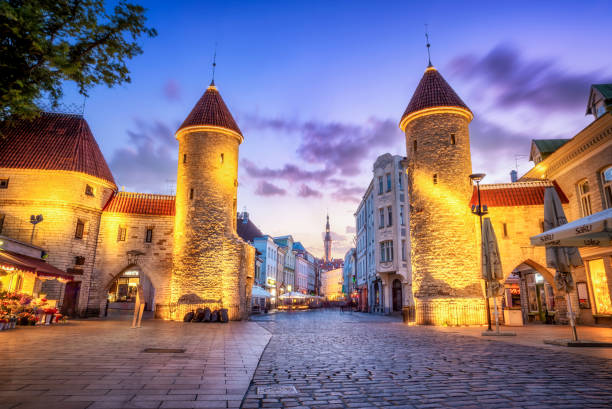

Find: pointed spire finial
<box><xmin>425</xmin><ymin>24</ymin><xmax>432</xmax><ymax>67</ymax></box>
<box><xmin>210</xmin><ymin>43</ymin><xmax>217</xmax><ymax>86</ymax></box>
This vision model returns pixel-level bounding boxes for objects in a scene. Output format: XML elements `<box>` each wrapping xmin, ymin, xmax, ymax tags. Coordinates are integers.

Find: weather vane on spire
<box><xmin>425</xmin><ymin>24</ymin><xmax>432</xmax><ymax>67</ymax></box>
<box><xmin>211</xmin><ymin>43</ymin><xmax>217</xmax><ymax>86</ymax></box>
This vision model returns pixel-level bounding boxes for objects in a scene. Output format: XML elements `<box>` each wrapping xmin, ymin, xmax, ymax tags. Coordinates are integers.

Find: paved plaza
<box><xmin>0</xmin><ymin>319</ymin><xmax>270</xmax><ymax>409</ymax></box>
<box><xmin>244</xmin><ymin>310</ymin><xmax>612</xmax><ymax>409</ymax></box>
<box><xmin>1</xmin><ymin>312</ymin><xmax>612</xmax><ymax>409</ymax></box>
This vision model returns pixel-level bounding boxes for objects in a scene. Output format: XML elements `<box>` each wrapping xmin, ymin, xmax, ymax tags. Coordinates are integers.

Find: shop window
<box><xmin>577</xmin><ymin>180</ymin><xmax>592</xmax><ymax>217</ymax></box>
<box><xmin>450</xmin><ymin>133</ymin><xmax>456</xmax><ymax>145</ymax></box>
<box><xmin>145</xmin><ymin>227</ymin><xmax>153</xmax><ymax>243</ymax></box>
<box><xmin>13</xmin><ymin>274</ymin><xmax>23</xmax><ymax>292</ymax></box>
<box><xmin>576</xmin><ymin>282</ymin><xmax>591</xmax><ymax>309</ymax></box>
<box><xmin>588</xmin><ymin>259</ymin><xmax>612</xmax><ymax>314</ymax></box>
<box><xmin>117</xmin><ymin>226</ymin><xmax>127</xmax><ymax>242</ymax></box>
<box><xmin>85</xmin><ymin>184</ymin><xmax>94</xmax><ymax>196</ymax></box>
<box><xmin>0</xmin><ymin>178</ymin><xmax>8</xmax><ymax>189</ymax></box>
<box><xmin>386</xmin><ymin>173</ymin><xmax>392</xmax><ymax>192</ymax></box>
<box><xmin>601</xmin><ymin>166</ymin><xmax>612</xmax><ymax>209</ymax></box>
<box><xmin>74</xmin><ymin>219</ymin><xmax>85</xmax><ymax>239</ymax></box>
<box><xmin>387</xmin><ymin>206</ymin><xmax>392</xmax><ymax>227</ymax></box>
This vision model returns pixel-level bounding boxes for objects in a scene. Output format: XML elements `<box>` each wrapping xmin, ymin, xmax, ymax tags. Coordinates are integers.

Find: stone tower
<box><xmin>400</xmin><ymin>65</ymin><xmax>484</xmax><ymax>325</ymax></box>
<box><xmin>170</xmin><ymin>81</ymin><xmax>254</xmax><ymax>321</ymax></box>
<box><xmin>324</xmin><ymin>214</ymin><xmax>332</xmax><ymax>263</ymax></box>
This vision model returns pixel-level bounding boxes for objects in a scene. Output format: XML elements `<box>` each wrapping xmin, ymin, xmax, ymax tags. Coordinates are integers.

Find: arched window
<box><xmin>601</xmin><ymin>166</ymin><xmax>612</xmax><ymax>209</ymax></box>
<box><xmin>577</xmin><ymin>179</ymin><xmax>592</xmax><ymax>217</ymax></box>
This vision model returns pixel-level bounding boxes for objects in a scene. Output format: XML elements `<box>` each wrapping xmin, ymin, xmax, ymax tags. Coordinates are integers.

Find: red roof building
<box><xmin>0</xmin><ymin>112</ymin><xmax>116</xmax><ymax>185</ymax></box>
<box><xmin>470</xmin><ymin>181</ymin><xmax>569</xmax><ymax>207</ymax></box>
<box><xmin>103</xmin><ymin>192</ymin><xmax>176</xmax><ymax>216</ymax></box>
<box><xmin>177</xmin><ymin>83</ymin><xmax>242</xmax><ymax>138</ymax></box>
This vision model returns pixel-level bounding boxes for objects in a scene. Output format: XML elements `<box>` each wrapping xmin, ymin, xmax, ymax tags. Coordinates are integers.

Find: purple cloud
<box><xmin>331</xmin><ymin>186</ymin><xmax>364</xmax><ymax>203</ymax></box>
<box><xmin>447</xmin><ymin>44</ymin><xmax>609</xmax><ymax>112</ymax></box>
<box><xmin>242</xmin><ymin>159</ymin><xmax>331</xmax><ymax>184</ymax></box>
<box><xmin>163</xmin><ymin>79</ymin><xmax>181</xmax><ymax>101</ymax></box>
<box><xmin>345</xmin><ymin>225</ymin><xmax>356</xmax><ymax>234</ymax></box>
<box><xmin>297</xmin><ymin>184</ymin><xmax>322</xmax><ymax>198</ymax></box>
<box><xmin>242</xmin><ymin>116</ymin><xmax>404</xmax><ymax>179</ymax></box>
<box><xmin>255</xmin><ymin>181</ymin><xmax>286</xmax><ymax>196</ymax></box>
<box><xmin>110</xmin><ymin>119</ymin><xmax>178</xmax><ymax>193</ymax></box>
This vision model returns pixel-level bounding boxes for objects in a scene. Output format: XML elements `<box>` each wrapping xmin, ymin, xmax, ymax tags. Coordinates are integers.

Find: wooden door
<box><xmin>61</xmin><ymin>281</ymin><xmax>81</xmax><ymax>318</ymax></box>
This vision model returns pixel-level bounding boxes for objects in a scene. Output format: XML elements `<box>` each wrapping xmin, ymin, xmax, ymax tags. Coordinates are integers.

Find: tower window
<box><xmin>0</xmin><ymin>179</ymin><xmax>8</xmax><ymax>189</ymax></box>
<box><xmin>220</xmin><ymin>153</ymin><xmax>224</xmax><ymax>164</ymax></box>
<box><xmin>433</xmin><ymin>174</ymin><xmax>438</xmax><ymax>185</ymax></box>
<box><xmin>145</xmin><ymin>227</ymin><xmax>153</xmax><ymax>243</ymax></box>
<box><xmin>413</xmin><ymin>140</ymin><xmax>417</xmax><ymax>152</ymax></box>
<box><xmin>0</xmin><ymin>214</ymin><xmax>4</xmax><ymax>234</ymax></box>
<box><xmin>75</xmin><ymin>219</ymin><xmax>85</xmax><ymax>239</ymax></box>
<box><xmin>183</xmin><ymin>154</ymin><xmax>187</xmax><ymax>163</ymax></box>
<box><xmin>85</xmin><ymin>184</ymin><xmax>94</xmax><ymax>196</ymax></box>
<box><xmin>189</xmin><ymin>188</ymin><xmax>194</xmax><ymax>200</ymax></box>
<box><xmin>502</xmin><ymin>223</ymin><xmax>508</xmax><ymax>238</ymax></box>
<box><xmin>450</xmin><ymin>133</ymin><xmax>456</xmax><ymax>145</ymax></box>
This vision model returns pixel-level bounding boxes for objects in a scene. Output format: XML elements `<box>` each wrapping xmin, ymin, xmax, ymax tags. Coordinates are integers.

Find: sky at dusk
<box><xmin>60</xmin><ymin>0</ymin><xmax>612</xmax><ymax>259</ymax></box>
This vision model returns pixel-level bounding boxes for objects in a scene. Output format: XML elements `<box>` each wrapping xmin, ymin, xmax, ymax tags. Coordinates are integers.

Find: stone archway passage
<box><xmin>105</xmin><ymin>265</ymin><xmax>155</xmax><ymax>317</ymax></box>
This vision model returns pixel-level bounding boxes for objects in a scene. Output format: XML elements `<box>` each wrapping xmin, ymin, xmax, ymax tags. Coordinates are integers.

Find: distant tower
<box><xmin>399</xmin><ymin>63</ymin><xmax>483</xmax><ymax>324</ymax></box>
<box><xmin>170</xmin><ymin>78</ymin><xmax>254</xmax><ymax>321</ymax></box>
<box><xmin>324</xmin><ymin>213</ymin><xmax>332</xmax><ymax>263</ymax></box>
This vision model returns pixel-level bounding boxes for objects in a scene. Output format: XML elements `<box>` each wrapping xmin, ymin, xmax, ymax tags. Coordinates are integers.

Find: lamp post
<box><xmin>469</xmin><ymin>173</ymin><xmax>492</xmax><ymax>331</ymax></box>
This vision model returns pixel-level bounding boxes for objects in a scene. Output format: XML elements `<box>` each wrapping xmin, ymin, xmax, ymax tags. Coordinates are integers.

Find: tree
<box><xmin>0</xmin><ymin>0</ymin><xmax>156</xmax><ymax>123</ymax></box>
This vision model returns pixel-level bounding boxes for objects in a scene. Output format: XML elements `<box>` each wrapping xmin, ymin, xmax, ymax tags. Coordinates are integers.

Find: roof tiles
<box><xmin>470</xmin><ymin>181</ymin><xmax>569</xmax><ymax>207</ymax></box>
<box><xmin>103</xmin><ymin>192</ymin><xmax>176</xmax><ymax>216</ymax></box>
<box><xmin>177</xmin><ymin>85</ymin><xmax>242</xmax><ymax>136</ymax></box>
<box><xmin>401</xmin><ymin>67</ymin><xmax>471</xmax><ymax>123</ymax></box>
<box><xmin>0</xmin><ymin>112</ymin><xmax>115</xmax><ymax>185</ymax></box>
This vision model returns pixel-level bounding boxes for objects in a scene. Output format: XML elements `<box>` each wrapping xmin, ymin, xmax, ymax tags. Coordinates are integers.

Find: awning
<box><xmin>252</xmin><ymin>285</ymin><xmax>272</xmax><ymax>298</ymax></box>
<box><xmin>530</xmin><ymin>208</ymin><xmax>612</xmax><ymax>247</ymax></box>
<box><xmin>0</xmin><ymin>250</ymin><xmax>74</xmax><ymax>282</ymax></box>
<box><xmin>279</xmin><ymin>291</ymin><xmax>308</xmax><ymax>299</ymax></box>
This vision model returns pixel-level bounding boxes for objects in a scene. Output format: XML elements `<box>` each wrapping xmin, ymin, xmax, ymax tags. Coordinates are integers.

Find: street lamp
<box><xmin>469</xmin><ymin>173</ymin><xmax>492</xmax><ymax>331</ymax></box>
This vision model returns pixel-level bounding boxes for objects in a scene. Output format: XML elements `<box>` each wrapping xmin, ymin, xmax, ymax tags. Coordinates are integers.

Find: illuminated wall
<box><xmin>403</xmin><ymin>110</ymin><xmax>486</xmax><ymax>324</ymax></box>
<box><xmin>170</xmin><ymin>127</ymin><xmax>254</xmax><ymax>321</ymax></box>
<box><xmin>0</xmin><ymin>168</ymin><xmax>115</xmax><ymax>314</ymax></box>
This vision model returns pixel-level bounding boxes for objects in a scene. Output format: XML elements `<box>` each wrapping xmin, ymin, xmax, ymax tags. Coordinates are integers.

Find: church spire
<box><xmin>324</xmin><ymin>213</ymin><xmax>332</xmax><ymax>263</ymax></box>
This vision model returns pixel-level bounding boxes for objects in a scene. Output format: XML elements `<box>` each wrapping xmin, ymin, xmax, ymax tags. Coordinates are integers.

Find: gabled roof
<box><xmin>103</xmin><ymin>192</ymin><xmax>175</xmax><ymax>216</ymax></box>
<box><xmin>237</xmin><ymin>215</ymin><xmax>263</xmax><ymax>243</ymax></box>
<box><xmin>586</xmin><ymin>84</ymin><xmax>612</xmax><ymax>115</ymax></box>
<box><xmin>593</xmin><ymin>84</ymin><xmax>612</xmax><ymax>99</ymax></box>
<box><xmin>0</xmin><ymin>112</ymin><xmax>115</xmax><ymax>185</ymax></box>
<box><xmin>530</xmin><ymin>139</ymin><xmax>570</xmax><ymax>161</ymax></box>
<box><xmin>469</xmin><ymin>181</ymin><xmax>568</xmax><ymax>207</ymax></box>
<box><xmin>177</xmin><ymin>84</ymin><xmax>242</xmax><ymax>138</ymax></box>
<box><xmin>400</xmin><ymin>67</ymin><xmax>472</xmax><ymax>130</ymax></box>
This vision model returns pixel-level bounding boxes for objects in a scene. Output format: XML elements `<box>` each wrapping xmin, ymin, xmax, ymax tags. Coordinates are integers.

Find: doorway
<box><xmin>392</xmin><ymin>279</ymin><xmax>402</xmax><ymax>312</ymax></box>
<box><xmin>61</xmin><ymin>281</ymin><xmax>81</xmax><ymax>317</ymax></box>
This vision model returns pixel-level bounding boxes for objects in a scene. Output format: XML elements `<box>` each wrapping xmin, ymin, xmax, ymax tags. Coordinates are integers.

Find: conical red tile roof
<box><xmin>177</xmin><ymin>84</ymin><xmax>242</xmax><ymax>137</ymax></box>
<box><xmin>0</xmin><ymin>112</ymin><xmax>115</xmax><ymax>185</ymax></box>
<box><xmin>400</xmin><ymin>67</ymin><xmax>472</xmax><ymax>130</ymax></box>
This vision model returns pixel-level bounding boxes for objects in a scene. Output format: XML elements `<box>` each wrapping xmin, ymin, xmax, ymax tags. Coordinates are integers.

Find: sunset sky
<box><xmin>62</xmin><ymin>0</ymin><xmax>612</xmax><ymax>258</ymax></box>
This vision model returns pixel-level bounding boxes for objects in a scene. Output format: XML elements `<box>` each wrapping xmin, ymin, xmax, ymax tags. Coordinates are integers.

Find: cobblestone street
<box><xmin>244</xmin><ymin>310</ymin><xmax>612</xmax><ymax>409</ymax></box>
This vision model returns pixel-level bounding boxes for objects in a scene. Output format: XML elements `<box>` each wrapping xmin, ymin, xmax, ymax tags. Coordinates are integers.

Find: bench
<box><xmin>593</xmin><ymin>314</ymin><xmax>612</xmax><ymax>324</ymax></box>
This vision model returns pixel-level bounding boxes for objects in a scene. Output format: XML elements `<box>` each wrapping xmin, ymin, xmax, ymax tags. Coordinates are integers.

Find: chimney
<box><xmin>510</xmin><ymin>170</ymin><xmax>518</xmax><ymax>183</ymax></box>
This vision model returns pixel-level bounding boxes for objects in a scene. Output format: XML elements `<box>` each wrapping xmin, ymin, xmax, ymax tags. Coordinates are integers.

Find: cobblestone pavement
<box><xmin>244</xmin><ymin>310</ymin><xmax>612</xmax><ymax>409</ymax></box>
<box><xmin>0</xmin><ymin>319</ymin><xmax>270</xmax><ymax>409</ymax></box>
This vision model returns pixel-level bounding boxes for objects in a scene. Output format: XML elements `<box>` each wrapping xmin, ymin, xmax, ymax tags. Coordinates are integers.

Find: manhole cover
<box><xmin>143</xmin><ymin>348</ymin><xmax>186</xmax><ymax>353</ymax></box>
<box><xmin>257</xmin><ymin>385</ymin><xmax>298</xmax><ymax>396</ymax></box>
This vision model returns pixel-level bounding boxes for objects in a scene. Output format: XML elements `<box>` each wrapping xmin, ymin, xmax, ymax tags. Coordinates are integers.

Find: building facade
<box><xmin>0</xmin><ymin>81</ymin><xmax>254</xmax><ymax>321</ymax></box>
<box><xmin>343</xmin><ymin>248</ymin><xmax>356</xmax><ymax>298</ymax></box>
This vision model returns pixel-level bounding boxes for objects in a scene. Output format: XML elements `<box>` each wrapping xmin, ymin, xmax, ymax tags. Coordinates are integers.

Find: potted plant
<box><xmin>43</xmin><ymin>308</ymin><xmax>57</xmax><ymax>325</ymax></box>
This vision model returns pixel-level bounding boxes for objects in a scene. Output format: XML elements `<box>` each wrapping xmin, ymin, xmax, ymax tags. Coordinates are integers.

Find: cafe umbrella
<box><xmin>543</xmin><ymin>186</ymin><xmax>583</xmax><ymax>341</ymax></box>
<box><xmin>481</xmin><ymin>217</ymin><xmax>504</xmax><ymax>334</ymax></box>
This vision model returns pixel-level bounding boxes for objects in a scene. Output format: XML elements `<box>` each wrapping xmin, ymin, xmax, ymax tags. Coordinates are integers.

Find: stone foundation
<box><xmin>415</xmin><ymin>298</ymin><xmax>487</xmax><ymax>326</ymax></box>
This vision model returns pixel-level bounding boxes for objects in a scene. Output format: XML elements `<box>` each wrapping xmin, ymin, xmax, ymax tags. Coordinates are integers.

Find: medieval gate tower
<box><xmin>170</xmin><ymin>81</ymin><xmax>254</xmax><ymax>321</ymax></box>
<box><xmin>400</xmin><ymin>64</ymin><xmax>485</xmax><ymax>325</ymax></box>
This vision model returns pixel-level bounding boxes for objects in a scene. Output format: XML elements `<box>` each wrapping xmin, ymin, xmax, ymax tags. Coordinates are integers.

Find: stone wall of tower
<box><xmin>404</xmin><ymin>113</ymin><xmax>485</xmax><ymax>324</ymax></box>
<box><xmin>169</xmin><ymin>129</ymin><xmax>253</xmax><ymax>321</ymax></box>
